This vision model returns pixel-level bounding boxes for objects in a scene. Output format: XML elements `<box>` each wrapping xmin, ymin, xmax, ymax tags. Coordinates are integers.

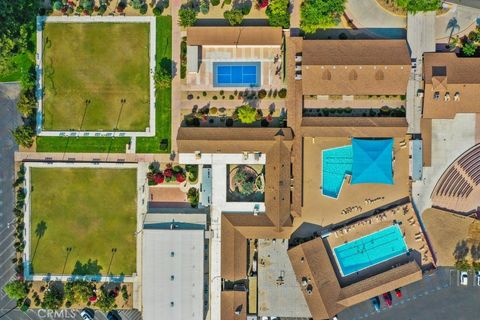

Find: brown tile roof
<box><xmin>301</xmin><ymin>40</ymin><xmax>411</xmax><ymax>95</ymax></box>
<box><xmin>288</xmin><ymin>237</ymin><xmax>342</xmax><ymax>319</ymax></box>
<box><xmin>301</xmin><ymin>117</ymin><xmax>408</xmax><ymax>137</ymax></box>
<box><xmin>288</xmin><ymin>237</ymin><xmax>423</xmax><ymax>319</ymax></box>
<box><xmin>222</xmin><ymin>215</ymin><xmax>248</xmax><ymax>281</ymax></box>
<box><xmin>177</xmin><ymin>127</ymin><xmax>293</xmax><ymax>154</ymax></box>
<box><xmin>221</xmin><ymin>291</ymin><xmax>247</xmax><ymax>320</ymax></box>
<box><xmin>423</xmin><ymin>53</ymin><xmax>480</xmax><ymax>119</ymax></box>
<box><xmin>186</xmin><ymin>27</ymin><xmax>283</xmax><ymax>46</ymax></box>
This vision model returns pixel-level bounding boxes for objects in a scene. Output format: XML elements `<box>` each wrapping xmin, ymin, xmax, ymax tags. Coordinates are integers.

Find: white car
<box><xmin>460</xmin><ymin>271</ymin><xmax>468</xmax><ymax>286</ymax></box>
<box><xmin>80</xmin><ymin>309</ymin><xmax>94</xmax><ymax>320</ymax></box>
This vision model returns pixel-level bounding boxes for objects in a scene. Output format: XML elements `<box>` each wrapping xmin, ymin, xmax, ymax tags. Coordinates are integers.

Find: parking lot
<box><xmin>338</xmin><ymin>267</ymin><xmax>480</xmax><ymax>320</ymax></box>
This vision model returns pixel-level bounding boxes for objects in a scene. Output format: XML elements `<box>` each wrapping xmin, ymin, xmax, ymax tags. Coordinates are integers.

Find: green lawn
<box><xmin>30</xmin><ymin>168</ymin><xmax>137</xmax><ymax>276</ymax></box>
<box><xmin>42</xmin><ymin>23</ymin><xmax>150</xmax><ymax>131</ymax></box>
<box><xmin>136</xmin><ymin>16</ymin><xmax>172</xmax><ymax>153</ymax></box>
<box><xmin>37</xmin><ymin>16</ymin><xmax>172</xmax><ymax>153</ymax></box>
<box><xmin>0</xmin><ymin>52</ymin><xmax>34</xmax><ymax>82</ymax></box>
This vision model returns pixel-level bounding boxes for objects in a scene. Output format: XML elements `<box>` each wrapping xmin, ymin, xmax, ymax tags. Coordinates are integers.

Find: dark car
<box><xmin>107</xmin><ymin>311</ymin><xmax>122</xmax><ymax>320</ymax></box>
<box><xmin>383</xmin><ymin>292</ymin><xmax>393</xmax><ymax>307</ymax></box>
<box><xmin>371</xmin><ymin>296</ymin><xmax>381</xmax><ymax>312</ymax></box>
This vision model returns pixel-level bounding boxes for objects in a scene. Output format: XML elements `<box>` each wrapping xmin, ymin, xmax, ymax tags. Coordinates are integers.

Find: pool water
<box><xmin>213</xmin><ymin>61</ymin><xmax>261</xmax><ymax>87</ymax></box>
<box><xmin>333</xmin><ymin>224</ymin><xmax>408</xmax><ymax>276</ymax></box>
<box><xmin>322</xmin><ymin>145</ymin><xmax>353</xmax><ymax>198</ymax></box>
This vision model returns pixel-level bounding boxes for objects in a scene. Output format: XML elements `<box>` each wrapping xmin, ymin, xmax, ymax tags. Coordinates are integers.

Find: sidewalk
<box><xmin>170</xmin><ymin>1</ymin><xmax>182</xmax><ymax>156</ymax></box>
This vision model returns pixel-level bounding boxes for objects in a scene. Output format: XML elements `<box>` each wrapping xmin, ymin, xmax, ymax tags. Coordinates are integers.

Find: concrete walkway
<box><xmin>436</xmin><ymin>3</ymin><xmax>480</xmax><ymax>42</ymax></box>
<box><xmin>171</xmin><ymin>1</ymin><xmax>182</xmax><ymax>157</ymax></box>
<box><xmin>345</xmin><ymin>0</ymin><xmax>406</xmax><ymax>28</ymax></box>
<box><xmin>15</xmin><ymin>151</ymin><xmax>172</xmax><ymax>163</ymax></box>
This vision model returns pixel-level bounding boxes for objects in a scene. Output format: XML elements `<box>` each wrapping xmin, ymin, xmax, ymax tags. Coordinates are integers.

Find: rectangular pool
<box><xmin>213</xmin><ymin>61</ymin><xmax>261</xmax><ymax>87</ymax></box>
<box><xmin>322</xmin><ymin>145</ymin><xmax>353</xmax><ymax>198</ymax></box>
<box><xmin>333</xmin><ymin>225</ymin><xmax>408</xmax><ymax>276</ymax></box>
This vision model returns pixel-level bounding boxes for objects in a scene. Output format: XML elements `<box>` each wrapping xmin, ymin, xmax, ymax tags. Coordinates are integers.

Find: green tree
<box><xmin>224</xmin><ymin>9</ymin><xmax>244</xmax><ymax>26</ymax></box>
<box><xmin>16</xmin><ymin>90</ymin><xmax>35</xmax><ymax>117</ymax></box>
<box><xmin>153</xmin><ymin>6</ymin><xmax>164</xmax><ymax>16</ymax></box>
<box><xmin>11</xmin><ymin>125</ymin><xmax>34</xmax><ymax>148</ymax></box>
<box><xmin>187</xmin><ymin>187</ymin><xmax>199</xmax><ymax>208</ymax></box>
<box><xmin>155</xmin><ymin>67</ymin><xmax>172</xmax><ymax>89</ymax></box>
<box><xmin>455</xmin><ymin>259</ymin><xmax>470</xmax><ymax>271</ymax></box>
<box><xmin>179</xmin><ymin>7</ymin><xmax>198</xmax><ymax>27</ymax></box>
<box><xmin>236</xmin><ymin>105</ymin><xmax>257</xmax><ymax>124</ymax></box>
<box><xmin>394</xmin><ymin>0</ymin><xmax>440</xmax><ymax>13</ymax></box>
<box><xmin>41</xmin><ymin>286</ymin><xmax>64</xmax><ymax>310</ymax></box>
<box><xmin>53</xmin><ymin>1</ymin><xmax>63</xmax><ymax>11</ymax></box>
<box><xmin>301</xmin><ymin>0</ymin><xmax>346</xmax><ymax>33</ymax></box>
<box><xmin>96</xmin><ymin>289</ymin><xmax>117</xmax><ymax>312</ymax></box>
<box><xmin>266</xmin><ymin>0</ymin><xmax>290</xmax><ymax>28</ymax></box>
<box><xmin>64</xmin><ymin>281</ymin><xmax>95</xmax><ymax>305</ymax></box>
<box><xmin>462</xmin><ymin>42</ymin><xmax>477</xmax><ymax>56</ymax></box>
<box><xmin>3</xmin><ymin>280</ymin><xmax>29</xmax><ymax>301</ymax></box>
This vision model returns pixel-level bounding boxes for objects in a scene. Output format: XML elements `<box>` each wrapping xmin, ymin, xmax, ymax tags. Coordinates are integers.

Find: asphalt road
<box><xmin>338</xmin><ymin>267</ymin><xmax>480</xmax><ymax>320</ymax></box>
<box><xmin>0</xmin><ymin>84</ymin><xmax>142</xmax><ymax>319</ymax></box>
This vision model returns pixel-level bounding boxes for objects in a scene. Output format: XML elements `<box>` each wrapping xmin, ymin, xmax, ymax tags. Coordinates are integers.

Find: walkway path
<box><xmin>345</xmin><ymin>0</ymin><xmax>406</xmax><ymax>28</ymax></box>
<box><xmin>170</xmin><ymin>1</ymin><xmax>182</xmax><ymax>157</ymax></box>
<box><xmin>15</xmin><ymin>151</ymin><xmax>172</xmax><ymax>163</ymax></box>
<box><xmin>436</xmin><ymin>3</ymin><xmax>480</xmax><ymax>42</ymax></box>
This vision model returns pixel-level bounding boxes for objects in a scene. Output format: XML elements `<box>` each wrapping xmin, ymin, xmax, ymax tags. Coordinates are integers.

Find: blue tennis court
<box><xmin>213</xmin><ymin>61</ymin><xmax>261</xmax><ymax>87</ymax></box>
<box><xmin>333</xmin><ymin>224</ymin><xmax>408</xmax><ymax>276</ymax></box>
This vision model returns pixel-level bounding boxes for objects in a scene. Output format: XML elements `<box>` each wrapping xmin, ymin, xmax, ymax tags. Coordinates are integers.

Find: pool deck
<box><xmin>327</xmin><ymin>202</ymin><xmax>435</xmax><ymax>269</ymax></box>
<box><xmin>302</xmin><ymin>137</ymin><xmax>410</xmax><ymax>227</ymax></box>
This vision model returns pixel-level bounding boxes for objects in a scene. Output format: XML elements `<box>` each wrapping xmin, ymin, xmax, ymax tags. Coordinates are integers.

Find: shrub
<box><xmin>164</xmin><ymin>168</ymin><xmax>174</xmax><ymax>178</ymax></box>
<box><xmin>211</xmin><ymin>0</ymin><xmax>220</xmax><ymax>5</ymax></box>
<box><xmin>11</xmin><ymin>125</ymin><xmax>34</xmax><ymax>148</ymax></box>
<box><xmin>153</xmin><ymin>6</ymin><xmax>164</xmax><ymax>16</ymax></box>
<box><xmin>41</xmin><ymin>286</ymin><xmax>64</xmax><ymax>310</ymax></box>
<box><xmin>187</xmin><ymin>188</ymin><xmax>199</xmax><ymax>207</ymax></box>
<box><xmin>236</xmin><ymin>105</ymin><xmax>257</xmax><ymax>124</ymax></box>
<box><xmin>394</xmin><ymin>0</ymin><xmax>441</xmax><ymax>13</ymax></box>
<box><xmin>213</xmin><ymin>96</ymin><xmax>218</xmax><ymax>100</ymax></box>
<box><xmin>301</xmin><ymin>0</ymin><xmax>345</xmax><ymax>33</ymax></box>
<box><xmin>210</xmin><ymin>107</ymin><xmax>218</xmax><ymax>115</ymax></box>
<box><xmin>462</xmin><ymin>42</ymin><xmax>477</xmax><ymax>57</ymax></box>
<box><xmin>202</xmin><ymin>91</ymin><xmax>207</xmax><ymax>96</ymax></box>
<box><xmin>179</xmin><ymin>7</ymin><xmax>198</xmax><ymax>27</ymax></box>
<box><xmin>53</xmin><ymin>1</ymin><xmax>63</xmax><ymax>11</ymax></box>
<box><xmin>224</xmin><ymin>9</ymin><xmax>244</xmax><ymax>26</ymax></box>
<box><xmin>278</xmin><ymin>88</ymin><xmax>287</xmax><ymax>98</ymax></box>
<box><xmin>229</xmin><ymin>95</ymin><xmax>234</xmax><ymax>100</ymax></box>
<box><xmin>223</xmin><ymin>0</ymin><xmax>232</xmax><ymax>4</ymax></box>
<box><xmin>266</xmin><ymin>0</ymin><xmax>290</xmax><ymax>28</ymax></box>
<box><xmin>258</xmin><ymin>89</ymin><xmax>267</xmax><ymax>99</ymax></box>
<box><xmin>95</xmin><ymin>288</ymin><xmax>117</xmax><ymax>312</ymax></box>
<box><xmin>241</xmin><ymin>3</ymin><xmax>252</xmax><ymax>15</ymax></box>
<box><xmin>200</xmin><ymin>0</ymin><xmax>209</xmax><ymax>14</ymax></box>
<box><xmin>4</xmin><ymin>280</ymin><xmax>29</xmax><ymax>300</ymax></box>
<box><xmin>155</xmin><ymin>63</ymin><xmax>172</xmax><ymax>89</ymax></box>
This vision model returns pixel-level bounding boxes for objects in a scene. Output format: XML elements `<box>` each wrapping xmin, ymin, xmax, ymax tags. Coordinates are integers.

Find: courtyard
<box><xmin>41</xmin><ymin>22</ymin><xmax>151</xmax><ymax>132</ymax></box>
<box><xmin>28</xmin><ymin>167</ymin><xmax>137</xmax><ymax>276</ymax></box>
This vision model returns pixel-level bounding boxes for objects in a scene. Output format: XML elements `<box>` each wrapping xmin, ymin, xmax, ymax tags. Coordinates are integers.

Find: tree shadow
<box><xmin>159</xmin><ymin>57</ymin><xmax>176</xmax><ymax>78</ymax></box>
<box><xmin>471</xmin><ymin>243</ymin><xmax>480</xmax><ymax>261</ymax></box>
<box><xmin>453</xmin><ymin>240</ymin><xmax>469</xmax><ymax>261</ymax></box>
<box><xmin>31</xmin><ymin>220</ymin><xmax>47</xmax><ymax>263</ymax></box>
<box><xmin>72</xmin><ymin>259</ymin><xmax>103</xmax><ymax>276</ymax></box>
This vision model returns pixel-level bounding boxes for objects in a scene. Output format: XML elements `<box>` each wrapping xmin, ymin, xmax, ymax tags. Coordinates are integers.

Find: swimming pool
<box><xmin>213</xmin><ymin>62</ymin><xmax>261</xmax><ymax>87</ymax></box>
<box><xmin>333</xmin><ymin>224</ymin><xmax>408</xmax><ymax>276</ymax></box>
<box><xmin>322</xmin><ymin>145</ymin><xmax>353</xmax><ymax>198</ymax></box>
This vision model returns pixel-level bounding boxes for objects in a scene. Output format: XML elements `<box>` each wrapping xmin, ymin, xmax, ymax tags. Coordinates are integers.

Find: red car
<box><xmin>382</xmin><ymin>292</ymin><xmax>393</xmax><ymax>307</ymax></box>
<box><xmin>395</xmin><ymin>288</ymin><xmax>402</xmax><ymax>298</ymax></box>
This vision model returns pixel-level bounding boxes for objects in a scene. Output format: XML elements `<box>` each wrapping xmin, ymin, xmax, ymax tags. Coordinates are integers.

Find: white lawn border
<box><xmin>23</xmin><ymin>161</ymin><xmax>145</xmax><ymax>283</ymax></box>
<box><xmin>36</xmin><ymin>16</ymin><xmax>156</xmax><ymax>138</ymax></box>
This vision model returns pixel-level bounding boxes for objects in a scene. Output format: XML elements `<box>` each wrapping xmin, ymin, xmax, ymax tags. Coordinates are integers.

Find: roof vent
<box><xmin>433</xmin><ymin>92</ymin><xmax>440</xmax><ymax>100</ymax></box>
<box><xmin>170</xmin><ymin>251</ymin><xmax>175</xmax><ymax>257</ymax></box>
<box><xmin>444</xmin><ymin>92</ymin><xmax>450</xmax><ymax>102</ymax></box>
<box><xmin>454</xmin><ymin>92</ymin><xmax>460</xmax><ymax>101</ymax></box>
<box><xmin>170</xmin><ymin>275</ymin><xmax>175</xmax><ymax>281</ymax></box>
<box><xmin>170</xmin><ymin>301</ymin><xmax>175</xmax><ymax>307</ymax></box>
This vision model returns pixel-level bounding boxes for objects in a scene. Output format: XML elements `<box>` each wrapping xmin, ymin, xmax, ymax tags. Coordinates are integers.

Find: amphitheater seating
<box><xmin>432</xmin><ymin>144</ymin><xmax>480</xmax><ymax>213</ymax></box>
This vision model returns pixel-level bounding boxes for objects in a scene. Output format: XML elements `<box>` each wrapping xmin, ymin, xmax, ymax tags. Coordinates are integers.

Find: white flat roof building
<box><xmin>142</xmin><ymin>229</ymin><xmax>205</xmax><ymax>320</ymax></box>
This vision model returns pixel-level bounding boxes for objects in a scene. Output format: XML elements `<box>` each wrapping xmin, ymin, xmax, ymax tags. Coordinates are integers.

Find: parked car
<box><xmin>107</xmin><ymin>311</ymin><xmax>122</xmax><ymax>320</ymax></box>
<box><xmin>80</xmin><ymin>309</ymin><xmax>94</xmax><ymax>320</ymax></box>
<box><xmin>395</xmin><ymin>288</ymin><xmax>402</xmax><ymax>298</ymax></box>
<box><xmin>382</xmin><ymin>292</ymin><xmax>393</xmax><ymax>307</ymax></box>
<box><xmin>476</xmin><ymin>271</ymin><xmax>480</xmax><ymax>286</ymax></box>
<box><xmin>460</xmin><ymin>271</ymin><xmax>469</xmax><ymax>286</ymax></box>
<box><xmin>371</xmin><ymin>296</ymin><xmax>381</xmax><ymax>312</ymax></box>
